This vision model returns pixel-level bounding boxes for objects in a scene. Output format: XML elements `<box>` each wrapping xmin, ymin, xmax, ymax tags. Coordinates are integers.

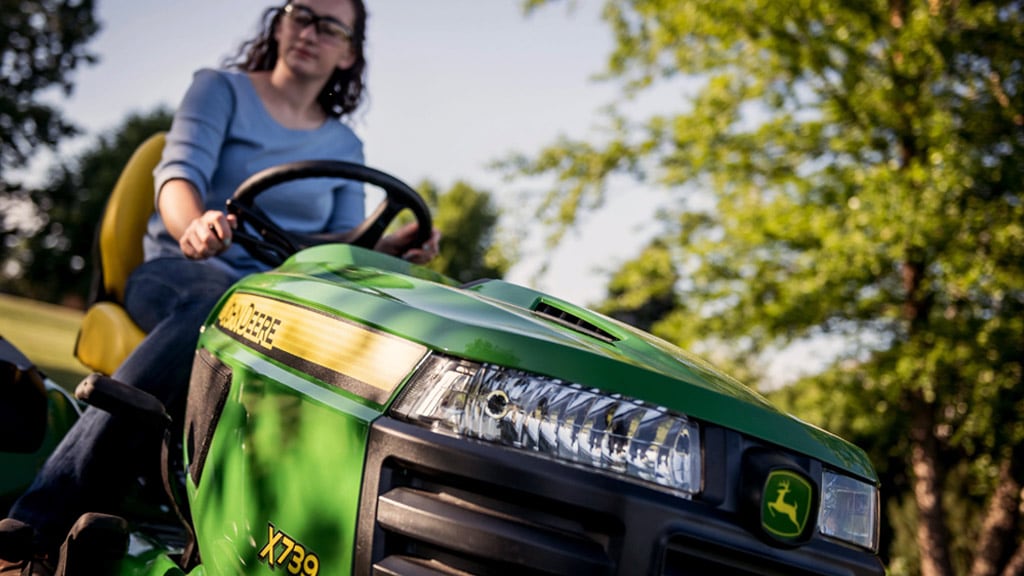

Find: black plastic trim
<box><xmin>184</xmin><ymin>348</ymin><xmax>232</xmax><ymax>486</ymax></box>
<box><xmin>377</xmin><ymin>486</ymin><xmax>612</xmax><ymax>573</ymax></box>
<box><xmin>356</xmin><ymin>418</ymin><xmax>884</xmax><ymax>576</ymax></box>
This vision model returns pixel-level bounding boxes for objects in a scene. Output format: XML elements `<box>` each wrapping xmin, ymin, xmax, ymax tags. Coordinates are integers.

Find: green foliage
<box><xmin>1</xmin><ymin>108</ymin><xmax>174</xmax><ymax>305</ymax></box>
<box><xmin>412</xmin><ymin>180</ymin><xmax>513</xmax><ymax>284</ymax></box>
<box><xmin>0</xmin><ymin>0</ymin><xmax>100</xmax><ymax>179</ymax></box>
<box><xmin>599</xmin><ymin>237</ymin><xmax>678</xmax><ymax>332</ymax></box>
<box><xmin>514</xmin><ymin>0</ymin><xmax>1024</xmax><ymax>572</ymax></box>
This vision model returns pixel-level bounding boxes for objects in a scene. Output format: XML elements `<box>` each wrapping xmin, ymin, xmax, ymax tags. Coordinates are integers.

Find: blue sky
<box><xmin>34</xmin><ymin>0</ymin><xmax>660</xmax><ymax>306</ymax></box>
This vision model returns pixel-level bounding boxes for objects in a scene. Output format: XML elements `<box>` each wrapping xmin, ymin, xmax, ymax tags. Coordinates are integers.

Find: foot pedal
<box><xmin>55</xmin><ymin>513</ymin><xmax>128</xmax><ymax>576</ymax></box>
<box><xmin>74</xmin><ymin>373</ymin><xmax>170</xmax><ymax>429</ymax></box>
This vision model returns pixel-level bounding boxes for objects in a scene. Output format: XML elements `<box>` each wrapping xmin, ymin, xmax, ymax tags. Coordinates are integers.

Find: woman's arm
<box><xmin>153</xmin><ymin>69</ymin><xmax>236</xmax><ymax>259</ymax></box>
<box><xmin>154</xmin><ymin>70</ymin><xmax>234</xmax><ymax>202</ymax></box>
<box><xmin>158</xmin><ymin>178</ymin><xmax>234</xmax><ymax>259</ymax></box>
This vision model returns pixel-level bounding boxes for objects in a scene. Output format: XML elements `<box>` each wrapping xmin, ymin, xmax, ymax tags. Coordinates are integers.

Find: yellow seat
<box><xmin>74</xmin><ymin>132</ymin><xmax>166</xmax><ymax>375</ymax></box>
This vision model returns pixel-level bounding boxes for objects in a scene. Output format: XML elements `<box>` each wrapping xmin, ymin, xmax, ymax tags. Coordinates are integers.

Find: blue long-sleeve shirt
<box><xmin>147</xmin><ymin>68</ymin><xmax>365</xmax><ymax>277</ymax></box>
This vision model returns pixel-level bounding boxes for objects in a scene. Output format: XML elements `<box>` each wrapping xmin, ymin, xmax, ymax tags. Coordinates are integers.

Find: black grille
<box><xmin>371</xmin><ymin>462</ymin><xmax>618</xmax><ymax>575</ymax></box>
<box><xmin>661</xmin><ymin>537</ymin><xmax>823</xmax><ymax>576</ymax></box>
<box><xmin>356</xmin><ymin>419</ymin><xmax>885</xmax><ymax>576</ymax></box>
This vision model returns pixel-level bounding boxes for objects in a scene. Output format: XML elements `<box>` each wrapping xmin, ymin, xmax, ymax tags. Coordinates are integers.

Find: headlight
<box><xmin>818</xmin><ymin>470</ymin><xmax>879</xmax><ymax>551</ymax></box>
<box><xmin>391</xmin><ymin>354</ymin><xmax>702</xmax><ymax>496</ymax></box>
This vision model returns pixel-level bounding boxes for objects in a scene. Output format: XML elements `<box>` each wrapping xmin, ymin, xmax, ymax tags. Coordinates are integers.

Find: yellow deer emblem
<box><xmin>767</xmin><ymin>479</ymin><xmax>800</xmax><ymax>528</ymax></box>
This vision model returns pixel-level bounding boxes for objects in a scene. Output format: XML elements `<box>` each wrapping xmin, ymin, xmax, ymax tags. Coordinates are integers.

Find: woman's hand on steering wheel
<box><xmin>180</xmin><ymin>210</ymin><xmax>238</xmax><ymax>260</ymax></box>
<box><xmin>375</xmin><ymin>222</ymin><xmax>441</xmax><ymax>265</ymax></box>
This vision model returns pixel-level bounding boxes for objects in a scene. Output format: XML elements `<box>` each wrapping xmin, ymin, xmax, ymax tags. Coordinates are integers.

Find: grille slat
<box><xmin>373</xmin><ymin>555</ymin><xmax>470</xmax><ymax>576</ymax></box>
<box><xmin>376</xmin><ymin>486</ymin><xmax>613</xmax><ymax>575</ymax></box>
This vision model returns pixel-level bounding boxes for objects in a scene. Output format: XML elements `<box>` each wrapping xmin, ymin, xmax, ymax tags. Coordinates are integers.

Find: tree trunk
<box><xmin>909</xmin><ymin>391</ymin><xmax>955</xmax><ymax>576</ymax></box>
<box><xmin>901</xmin><ymin>251</ymin><xmax>952</xmax><ymax>576</ymax></box>
<box><xmin>970</xmin><ymin>458</ymin><xmax>1021</xmax><ymax>576</ymax></box>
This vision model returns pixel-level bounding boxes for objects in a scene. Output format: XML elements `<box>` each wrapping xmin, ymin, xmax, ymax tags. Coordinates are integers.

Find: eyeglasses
<box><xmin>282</xmin><ymin>3</ymin><xmax>353</xmax><ymax>44</ymax></box>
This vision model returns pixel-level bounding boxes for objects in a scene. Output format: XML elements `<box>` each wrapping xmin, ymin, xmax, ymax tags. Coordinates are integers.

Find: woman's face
<box><xmin>274</xmin><ymin>0</ymin><xmax>358</xmax><ymax>82</ymax></box>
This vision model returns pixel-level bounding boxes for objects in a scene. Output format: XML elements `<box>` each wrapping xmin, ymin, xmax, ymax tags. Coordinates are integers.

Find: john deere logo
<box><xmin>761</xmin><ymin>470</ymin><xmax>812</xmax><ymax>539</ymax></box>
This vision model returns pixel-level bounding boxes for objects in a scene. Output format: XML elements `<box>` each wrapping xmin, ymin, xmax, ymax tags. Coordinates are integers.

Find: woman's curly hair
<box><xmin>223</xmin><ymin>1</ymin><xmax>367</xmax><ymax>118</ymax></box>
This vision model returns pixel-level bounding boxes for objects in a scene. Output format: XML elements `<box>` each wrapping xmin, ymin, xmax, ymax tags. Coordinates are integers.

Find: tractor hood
<box><xmin>232</xmin><ymin>244</ymin><xmax>874</xmax><ymax>481</ymax></box>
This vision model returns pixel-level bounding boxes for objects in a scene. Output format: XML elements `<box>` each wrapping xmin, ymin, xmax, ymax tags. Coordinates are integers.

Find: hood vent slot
<box><xmin>531</xmin><ymin>301</ymin><xmax>619</xmax><ymax>344</ymax></box>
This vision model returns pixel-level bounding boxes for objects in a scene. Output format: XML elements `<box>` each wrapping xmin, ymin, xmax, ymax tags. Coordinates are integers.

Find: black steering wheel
<box><xmin>225</xmin><ymin>160</ymin><xmax>432</xmax><ymax>267</ymax></box>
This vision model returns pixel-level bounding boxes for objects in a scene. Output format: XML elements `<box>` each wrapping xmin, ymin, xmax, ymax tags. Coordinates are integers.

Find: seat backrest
<box><xmin>97</xmin><ymin>132</ymin><xmax>166</xmax><ymax>303</ymax></box>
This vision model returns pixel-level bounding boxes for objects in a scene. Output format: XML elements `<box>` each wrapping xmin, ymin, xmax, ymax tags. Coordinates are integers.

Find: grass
<box><xmin>0</xmin><ymin>293</ymin><xmax>90</xmax><ymax>391</ymax></box>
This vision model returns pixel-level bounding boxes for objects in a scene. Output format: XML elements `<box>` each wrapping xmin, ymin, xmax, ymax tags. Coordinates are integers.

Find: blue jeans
<box><xmin>9</xmin><ymin>257</ymin><xmax>241</xmax><ymax>553</ymax></box>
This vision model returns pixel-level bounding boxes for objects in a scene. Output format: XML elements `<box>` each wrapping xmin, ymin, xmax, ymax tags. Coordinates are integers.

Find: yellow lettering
<box><xmin>218</xmin><ymin>300</ymin><xmax>239</xmax><ymax>331</ymax></box>
<box><xmin>304</xmin><ymin>554</ymin><xmax>320</xmax><ymax>576</ymax></box>
<box><xmin>244</xmin><ymin>308</ymin><xmax>260</xmax><ymax>337</ymax></box>
<box><xmin>257</xmin><ymin>314</ymin><xmax>270</xmax><ymax>342</ymax></box>
<box><xmin>258</xmin><ymin>522</ymin><xmax>320</xmax><ymax>576</ymax></box>
<box><xmin>239</xmin><ymin>303</ymin><xmax>254</xmax><ymax>334</ymax></box>
<box><xmin>277</xmin><ymin>535</ymin><xmax>296</xmax><ymax>565</ymax></box>
<box><xmin>288</xmin><ymin>544</ymin><xmax>306</xmax><ymax>574</ymax></box>
<box><xmin>258</xmin><ymin>524</ymin><xmax>283</xmax><ymax>565</ymax></box>
<box><xmin>218</xmin><ymin>297</ymin><xmax>284</xmax><ymax>349</ymax></box>
<box><xmin>266</xmin><ymin>318</ymin><xmax>280</xmax><ymax>346</ymax></box>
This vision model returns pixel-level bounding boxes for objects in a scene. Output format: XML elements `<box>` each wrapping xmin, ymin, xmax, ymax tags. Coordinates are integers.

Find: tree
<box><xmin>414</xmin><ymin>180</ymin><xmax>513</xmax><ymax>283</ymax></box>
<box><xmin>421</xmin><ymin>180</ymin><xmax>513</xmax><ymax>283</ymax></box>
<box><xmin>2</xmin><ymin>108</ymin><xmax>173</xmax><ymax>305</ymax></box>
<box><xmin>598</xmin><ymin>238</ymin><xmax>679</xmax><ymax>332</ymax></box>
<box><xmin>1</xmin><ymin>0</ymin><xmax>100</xmax><ymax>299</ymax></box>
<box><xmin>510</xmin><ymin>2</ymin><xmax>1024</xmax><ymax>574</ymax></box>
<box><xmin>0</xmin><ymin>0</ymin><xmax>100</xmax><ymax>181</ymax></box>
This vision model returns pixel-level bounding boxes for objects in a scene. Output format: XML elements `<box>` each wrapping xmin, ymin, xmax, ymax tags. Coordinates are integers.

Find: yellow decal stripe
<box><xmin>216</xmin><ymin>292</ymin><xmax>426</xmax><ymax>403</ymax></box>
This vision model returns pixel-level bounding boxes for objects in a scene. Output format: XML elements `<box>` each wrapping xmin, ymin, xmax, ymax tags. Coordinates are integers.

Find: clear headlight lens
<box><xmin>391</xmin><ymin>355</ymin><xmax>702</xmax><ymax>496</ymax></box>
<box><xmin>818</xmin><ymin>470</ymin><xmax>879</xmax><ymax>552</ymax></box>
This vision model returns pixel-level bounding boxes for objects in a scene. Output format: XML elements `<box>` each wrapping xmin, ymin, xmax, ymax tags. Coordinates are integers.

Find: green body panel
<box><xmin>121</xmin><ymin>548</ymin><xmax>199</xmax><ymax>576</ymax></box>
<box><xmin>206</xmin><ymin>244</ymin><xmax>875</xmax><ymax>482</ymax></box>
<box><xmin>187</xmin><ymin>330</ymin><xmax>376</xmax><ymax>576</ymax></box>
<box><xmin>176</xmin><ymin>242</ymin><xmax>877</xmax><ymax>575</ymax></box>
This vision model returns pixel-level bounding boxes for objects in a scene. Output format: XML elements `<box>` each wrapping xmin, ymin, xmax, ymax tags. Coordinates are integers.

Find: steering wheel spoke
<box><xmin>225</xmin><ymin>200</ymin><xmax>301</xmax><ymax>252</ymax></box>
